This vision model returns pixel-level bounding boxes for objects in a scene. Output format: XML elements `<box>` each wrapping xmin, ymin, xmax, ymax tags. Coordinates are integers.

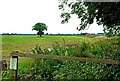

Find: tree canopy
<box><xmin>58</xmin><ymin>1</ymin><xmax>120</xmax><ymax>34</ymax></box>
<box><xmin>32</xmin><ymin>22</ymin><xmax>47</xmax><ymax>37</ymax></box>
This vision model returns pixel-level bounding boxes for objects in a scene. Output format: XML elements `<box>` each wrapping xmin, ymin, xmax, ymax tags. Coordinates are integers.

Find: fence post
<box><xmin>10</xmin><ymin>56</ymin><xmax>18</xmax><ymax>81</ymax></box>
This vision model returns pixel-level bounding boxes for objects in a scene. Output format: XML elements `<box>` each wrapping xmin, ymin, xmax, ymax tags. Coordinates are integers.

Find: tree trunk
<box><xmin>40</xmin><ymin>34</ymin><xmax>42</xmax><ymax>37</ymax></box>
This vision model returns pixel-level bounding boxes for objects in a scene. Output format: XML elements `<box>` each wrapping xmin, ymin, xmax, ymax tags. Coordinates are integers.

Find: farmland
<box><xmin>2</xmin><ymin>35</ymin><xmax>101</xmax><ymax>61</ymax></box>
<box><xmin>1</xmin><ymin>35</ymin><xmax>120</xmax><ymax>80</ymax></box>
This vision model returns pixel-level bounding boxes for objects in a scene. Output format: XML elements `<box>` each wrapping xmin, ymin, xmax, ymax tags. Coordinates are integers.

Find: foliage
<box><xmin>105</xmin><ymin>30</ymin><xmax>114</xmax><ymax>37</ymax></box>
<box><xmin>58</xmin><ymin>1</ymin><xmax>120</xmax><ymax>34</ymax></box>
<box><xmin>32</xmin><ymin>22</ymin><xmax>47</xmax><ymax>37</ymax></box>
<box><xmin>2</xmin><ymin>37</ymin><xmax>120</xmax><ymax>80</ymax></box>
<box><xmin>32</xmin><ymin>37</ymin><xmax>120</xmax><ymax>80</ymax></box>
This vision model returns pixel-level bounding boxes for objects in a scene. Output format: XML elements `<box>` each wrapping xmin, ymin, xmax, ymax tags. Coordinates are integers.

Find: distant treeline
<box><xmin>45</xmin><ymin>33</ymin><xmax>105</xmax><ymax>36</ymax></box>
<box><xmin>1</xmin><ymin>33</ymin><xmax>105</xmax><ymax>35</ymax></box>
<box><xmin>1</xmin><ymin>33</ymin><xmax>36</xmax><ymax>35</ymax></box>
<box><xmin>1</xmin><ymin>33</ymin><xmax>106</xmax><ymax>35</ymax></box>
<box><xmin>1</xmin><ymin>33</ymin><xmax>120</xmax><ymax>36</ymax></box>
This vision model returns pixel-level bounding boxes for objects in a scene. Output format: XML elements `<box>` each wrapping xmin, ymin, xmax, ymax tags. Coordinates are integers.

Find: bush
<box><xmin>30</xmin><ymin>38</ymin><xmax>120</xmax><ymax>80</ymax></box>
<box><xmin>2</xmin><ymin>37</ymin><xmax>120</xmax><ymax>80</ymax></box>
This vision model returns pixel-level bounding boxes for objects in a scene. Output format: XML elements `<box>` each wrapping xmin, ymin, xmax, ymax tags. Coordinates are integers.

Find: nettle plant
<box><xmin>31</xmin><ymin>38</ymin><xmax>120</xmax><ymax>80</ymax></box>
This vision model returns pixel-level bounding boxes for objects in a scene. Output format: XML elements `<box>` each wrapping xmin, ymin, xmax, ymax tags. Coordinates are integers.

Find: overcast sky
<box><xmin>0</xmin><ymin>0</ymin><xmax>104</xmax><ymax>34</ymax></box>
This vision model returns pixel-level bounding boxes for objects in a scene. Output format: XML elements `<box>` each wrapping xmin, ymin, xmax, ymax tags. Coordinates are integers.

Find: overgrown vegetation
<box><xmin>2</xmin><ymin>36</ymin><xmax>120</xmax><ymax>80</ymax></box>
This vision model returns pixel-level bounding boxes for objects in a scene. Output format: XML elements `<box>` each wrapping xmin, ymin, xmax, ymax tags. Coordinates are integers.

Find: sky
<box><xmin>0</xmin><ymin>0</ymin><xmax>104</xmax><ymax>34</ymax></box>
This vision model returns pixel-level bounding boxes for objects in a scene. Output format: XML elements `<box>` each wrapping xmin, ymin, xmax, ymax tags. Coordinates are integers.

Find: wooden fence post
<box><xmin>10</xmin><ymin>56</ymin><xmax>18</xmax><ymax>81</ymax></box>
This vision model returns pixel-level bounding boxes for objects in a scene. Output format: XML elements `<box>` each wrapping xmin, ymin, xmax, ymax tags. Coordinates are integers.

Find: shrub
<box><xmin>2</xmin><ymin>37</ymin><xmax>120</xmax><ymax>80</ymax></box>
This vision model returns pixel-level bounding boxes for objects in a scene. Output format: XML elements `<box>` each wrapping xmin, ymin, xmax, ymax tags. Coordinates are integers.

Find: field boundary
<box><xmin>10</xmin><ymin>51</ymin><xmax>120</xmax><ymax>80</ymax></box>
<box><xmin>10</xmin><ymin>51</ymin><xmax>120</xmax><ymax>65</ymax></box>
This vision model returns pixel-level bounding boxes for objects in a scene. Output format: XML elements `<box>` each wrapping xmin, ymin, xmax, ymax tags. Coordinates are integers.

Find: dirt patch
<box><xmin>94</xmin><ymin>36</ymin><xmax>105</xmax><ymax>39</ymax></box>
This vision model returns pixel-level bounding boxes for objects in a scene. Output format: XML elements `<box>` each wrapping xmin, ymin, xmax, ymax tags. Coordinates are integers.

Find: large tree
<box><xmin>58</xmin><ymin>1</ymin><xmax>120</xmax><ymax>34</ymax></box>
<box><xmin>32</xmin><ymin>22</ymin><xmax>47</xmax><ymax>37</ymax></box>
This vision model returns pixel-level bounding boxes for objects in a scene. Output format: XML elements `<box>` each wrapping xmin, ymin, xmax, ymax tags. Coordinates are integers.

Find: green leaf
<box><xmin>65</xmin><ymin>50</ymin><xmax>68</xmax><ymax>56</ymax></box>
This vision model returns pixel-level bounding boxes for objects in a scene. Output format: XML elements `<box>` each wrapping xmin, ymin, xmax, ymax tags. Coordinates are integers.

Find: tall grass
<box><xmin>2</xmin><ymin>37</ymin><xmax>120</xmax><ymax>80</ymax></box>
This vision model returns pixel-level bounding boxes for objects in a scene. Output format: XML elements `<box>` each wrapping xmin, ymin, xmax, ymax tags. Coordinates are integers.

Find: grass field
<box><xmin>2</xmin><ymin>35</ymin><xmax>103</xmax><ymax>61</ymax></box>
<box><xmin>1</xmin><ymin>35</ymin><xmax>120</xmax><ymax>80</ymax></box>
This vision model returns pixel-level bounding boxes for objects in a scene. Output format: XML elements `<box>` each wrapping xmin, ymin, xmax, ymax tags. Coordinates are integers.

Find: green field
<box><xmin>1</xmin><ymin>35</ymin><xmax>120</xmax><ymax>80</ymax></box>
<box><xmin>2</xmin><ymin>35</ymin><xmax>102</xmax><ymax>60</ymax></box>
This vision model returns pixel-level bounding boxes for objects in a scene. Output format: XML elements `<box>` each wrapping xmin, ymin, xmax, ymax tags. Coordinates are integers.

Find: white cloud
<box><xmin>0</xmin><ymin>0</ymin><xmax>104</xmax><ymax>34</ymax></box>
